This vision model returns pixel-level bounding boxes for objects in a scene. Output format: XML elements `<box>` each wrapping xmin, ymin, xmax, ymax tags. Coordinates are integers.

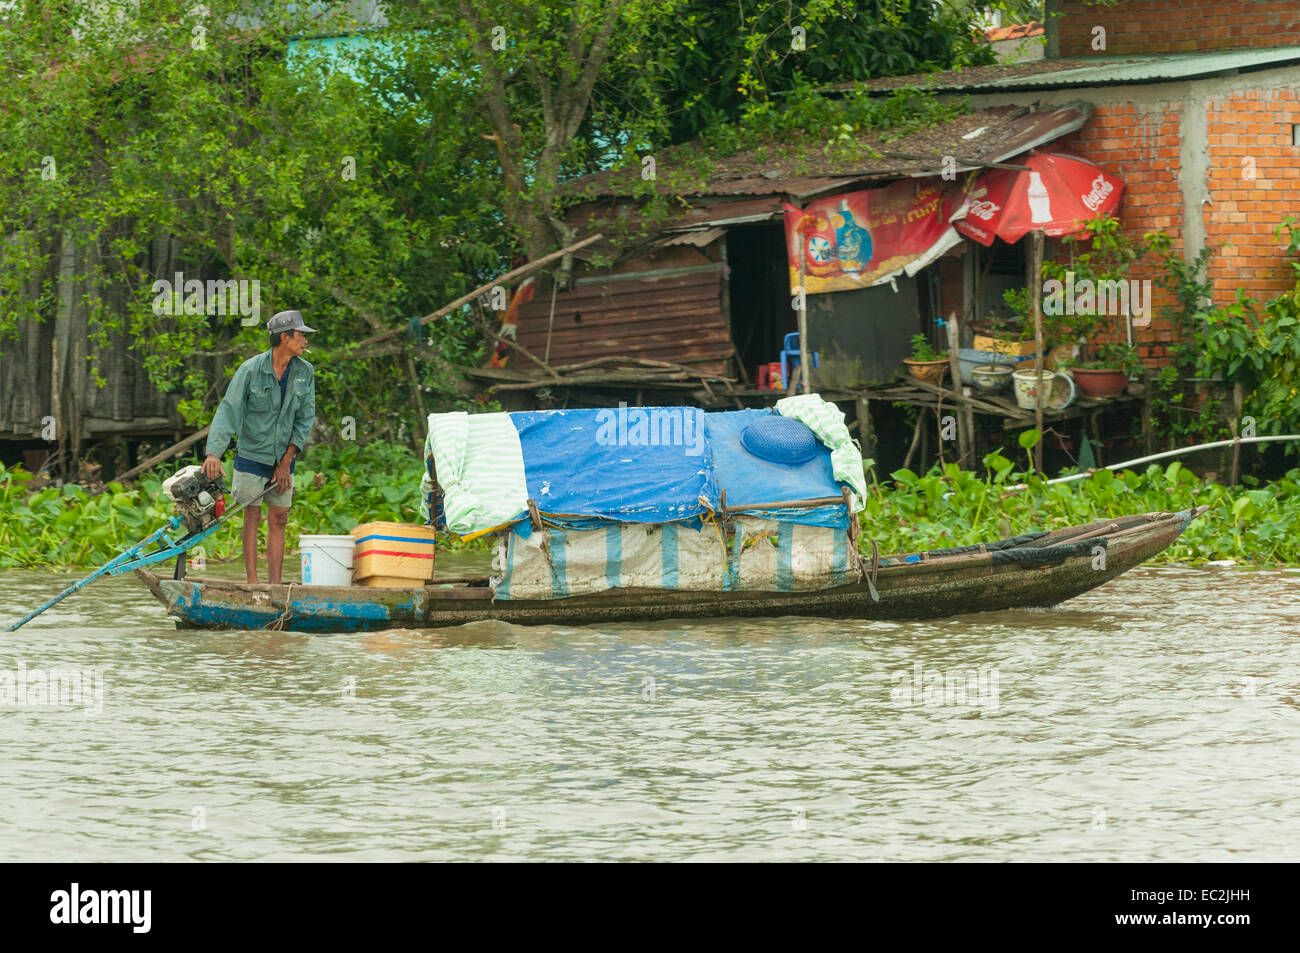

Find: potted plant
<box><xmin>903</xmin><ymin>333</ymin><xmax>948</xmax><ymax>384</ymax></box>
<box><xmin>971</xmin><ymin>290</ymin><xmax>1038</xmax><ymax>357</ymax></box>
<box><xmin>1039</xmin><ymin>290</ymin><xmax>1090</xmax><ymax>370</ymax></box>
<box><xmin>1043</xmin><ymin>217</ymin><xmax>1150</xmax><ymax>398</ymax></box>
<box><xmin>1068</xmin><ymin>343</ymin><xmax>1142</xmax><ymax>398</ymax></box>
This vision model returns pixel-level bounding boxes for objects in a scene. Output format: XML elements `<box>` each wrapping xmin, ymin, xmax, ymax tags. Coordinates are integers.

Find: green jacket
<box><xmin>206</xmin><ymin>350</ymin><xmax>316</xmax><ymax>466</ymax></box>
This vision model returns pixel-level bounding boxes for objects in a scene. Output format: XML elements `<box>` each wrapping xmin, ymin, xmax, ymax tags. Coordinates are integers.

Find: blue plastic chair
<box><xmin>779</xmin><ymin>332</ymin><xmax>820</xmax><ymax>389</ymax></box>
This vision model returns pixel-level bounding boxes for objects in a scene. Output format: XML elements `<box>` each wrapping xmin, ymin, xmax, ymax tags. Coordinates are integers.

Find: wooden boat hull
<box><xmin>135</xmin><ymin>508</ymin><xmax>1207</xmax><ymax>633</ymax></box>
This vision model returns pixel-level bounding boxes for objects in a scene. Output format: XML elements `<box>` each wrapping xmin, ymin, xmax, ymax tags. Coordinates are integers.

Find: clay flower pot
<box><xmin>903</xmin><ymin>358</ymin><xmax>949</xmax><ymax>385</ymax></box>
<box><xmin>1071</xmin><ymin>367</ymin><xmax>1129</xmax><ymax>398</ymax></box>
<box><xmin>971</xmin><ymin>364</ymin><xmax>1013</xmax><ymax>394</ymax></box>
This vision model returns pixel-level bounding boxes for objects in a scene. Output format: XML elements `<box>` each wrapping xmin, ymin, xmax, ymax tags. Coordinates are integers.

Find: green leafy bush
<box><xmin>0</xmin><ymin>440</ymin><xmax>487</xmax><ymax>571</ymax></box>
<box><xmin>1193</xmin><ymin>219</ymin><xmax>1300</xmax><ymax>449</ymax></box>
<box><xmin>908</xmin><ymin>333</ymin><xmax>944</xmax><ymax>362</ymax></box>
<box><xmin>6</xmin><ymin>439</ymin><xmax>1299</xmax><ymax>571</ymax></box>
<box><xmin>861</xmin><ymin>452</ymin><xmax>1300</xmax><ymax>566</ymax></box>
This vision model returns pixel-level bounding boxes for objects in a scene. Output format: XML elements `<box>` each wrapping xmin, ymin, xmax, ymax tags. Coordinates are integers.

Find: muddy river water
<box><xmin>2</xmin><ymin>559</ymin><xmax>1298</xmax><ymax>861</ymax></box>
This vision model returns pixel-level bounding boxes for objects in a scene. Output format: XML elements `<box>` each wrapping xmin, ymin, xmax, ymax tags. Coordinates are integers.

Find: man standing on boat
<box><xmin>202</xmin><ymin>310</ymin><xmax>316</xmax><ymax>585</ymax></box>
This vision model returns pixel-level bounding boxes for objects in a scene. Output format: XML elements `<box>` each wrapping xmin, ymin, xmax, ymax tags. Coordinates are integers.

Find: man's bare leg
<box><xmin>242</xmin><ymin>507</ymin><xmax>261</xmax><ymax>583</ymax></box>
<box><xmin>267</xmin><ymin>505</ymin><xmax>290</xmax><ymax>585</ymax></box>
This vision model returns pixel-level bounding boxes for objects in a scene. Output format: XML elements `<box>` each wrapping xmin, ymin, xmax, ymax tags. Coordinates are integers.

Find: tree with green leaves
<box><xmin>600</xmin><ymin>0</ymin><xmax>999</xmax><ymax>146</ymax></box>
<box><xmin>1</xmin><ymin>0</ymin><xmax>1006</xmax><ymax>472</ymax></box>
<box><xmin>384</xmin><ymin>0</ymin><xmax>1001</xmax><ymax>281</ymax></box>
<box><xmin>0</xmin><ymin>1</ymin><xmax>503</xmax><ymax>454</ymax></box>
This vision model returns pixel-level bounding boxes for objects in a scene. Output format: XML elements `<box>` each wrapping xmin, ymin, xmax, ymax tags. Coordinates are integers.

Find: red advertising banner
<box><xmin>784</xmin><ymin>179</ymin><xmax>958</xmax><ymax>295</ymax></box>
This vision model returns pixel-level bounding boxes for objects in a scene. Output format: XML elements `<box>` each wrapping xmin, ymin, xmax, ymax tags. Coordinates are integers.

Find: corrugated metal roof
<box><xmin>985</xmin><ymin>21</ymin><xmax>1044</xmax><ymax>42</ymax></box>
<box><xmin>833</xmin><ymin>45</ymin><xmax>1300</xmax><ymax>94</ymax></box>
<box><xmin>565</xmin><ymin>104</ymin><xmax>1090</xmax><ymax>202</ymax></box>
<box><xmin>651</xmin><ymin>226</ymin><xmax>728</xmax><ymax>248</ymax></box>
<box><xmin>514</xmin><ymin>264</ymin><xmax>733</xmax><ymax>372</ymax></box>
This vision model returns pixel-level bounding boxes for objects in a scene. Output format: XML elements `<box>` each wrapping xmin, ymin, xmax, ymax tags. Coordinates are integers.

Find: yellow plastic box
<box><xmin>351</xmin><ymin>521</ymin><xmax>437</xmax><ymax>587</ymax></box>
<box><xmin>972</xmin><ymin>334</ymin><xmax>1038</xmax><ymax>357</ymax></box>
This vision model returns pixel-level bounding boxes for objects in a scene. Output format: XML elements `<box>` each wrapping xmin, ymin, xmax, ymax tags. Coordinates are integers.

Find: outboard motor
<box><xmin>161</xmin><ymin>465</ymin><xmax>228</xmax><ymax>536</ymax></box>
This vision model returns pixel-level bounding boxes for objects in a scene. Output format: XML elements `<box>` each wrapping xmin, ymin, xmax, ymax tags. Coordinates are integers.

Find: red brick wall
<box><xmin>1057</xmin><ymin>0</ymin><xmax>1300</xmax><ymax>57</ymax></box>
<box><xmin>1057</xmin><ymin>103</ymin><xmax>1184</xmax><ymax>365</ymax></box>
<box><xmin>1203</xmin><ymin>88</ymin><xmax>1300</xmax><ymax>307</ymax></box>
<box><xmin>1046</xmin><ymin>88</ymin><xmax>1300</xmax><ymax>367</ymax></box>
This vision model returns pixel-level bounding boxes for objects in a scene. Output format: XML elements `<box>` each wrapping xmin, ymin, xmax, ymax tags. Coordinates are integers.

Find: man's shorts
<box><xmin>231</xmin><ymin>468</ymin><xmax>294</xmax><ymax>508</ymax></box>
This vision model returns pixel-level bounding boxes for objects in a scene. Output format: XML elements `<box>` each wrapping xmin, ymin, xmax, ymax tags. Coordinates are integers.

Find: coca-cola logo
<box><xmin>1081</xmin><ymin>174</ymin><xmax>1114</xmax><ymax>212</ymax></box>
<box><xmin>968</xmin><ymin>199</ymin><xmax>1001</xmax><ymax>221</ymax></box>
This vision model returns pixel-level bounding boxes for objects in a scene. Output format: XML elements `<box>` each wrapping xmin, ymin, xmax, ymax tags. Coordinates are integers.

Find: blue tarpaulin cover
<box><xmin>510</xmin><ymin>407</ymin><xmax>719</xmax><ymax>524</ymax></box>
<box><xmin>706</xmin><ymin>409</ymin><xmax>848</xmax><ymax>528</ymax></box>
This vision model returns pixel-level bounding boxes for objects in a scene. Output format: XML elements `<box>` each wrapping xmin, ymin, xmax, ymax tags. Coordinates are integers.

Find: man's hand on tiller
<box><xmin>272</xmin><ymin>461</ymin><xmax>293</xmax><ymax>494</ymax></box>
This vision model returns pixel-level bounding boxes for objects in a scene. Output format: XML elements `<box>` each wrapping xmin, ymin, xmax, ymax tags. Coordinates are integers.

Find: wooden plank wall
<box><xmin>0</xmin><ymin>229</ymin><xmax>214</xmax><ymax>463</ymax></box>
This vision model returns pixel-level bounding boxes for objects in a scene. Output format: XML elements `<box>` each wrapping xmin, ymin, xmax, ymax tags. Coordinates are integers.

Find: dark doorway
<box><xmin>974</xmin><ymin>238</ymin><xmax>1028</xmax><ymax>327</ymax></box>
<box><xmin>726</xmin><ymin>224</ymin><xmax>794</xmax><ymax>380</ymax></box>
<box><xmin>727</xmin><ymin>222</ymin><xmax>924</xmax><ymax>388</ymax></box>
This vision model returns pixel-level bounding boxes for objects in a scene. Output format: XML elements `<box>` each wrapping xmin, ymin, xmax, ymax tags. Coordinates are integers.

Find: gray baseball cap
<box><xmin>267</xmin><ymin>310</ymin><xmax>316</xmax><ymax>334</ymax></box>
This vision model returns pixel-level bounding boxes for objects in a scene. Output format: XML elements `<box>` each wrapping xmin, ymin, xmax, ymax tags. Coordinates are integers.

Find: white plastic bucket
<box><xmin>300</xmin><ymin>534</ymin><xmax>354</xmax><ymax>586</ymax></box>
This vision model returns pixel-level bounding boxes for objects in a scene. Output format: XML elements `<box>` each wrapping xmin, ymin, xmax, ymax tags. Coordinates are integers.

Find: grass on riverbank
<box><xmin>1</xmin><ymin>443</ymin><xmax>1296</xmax><ymax>570</ymax></box>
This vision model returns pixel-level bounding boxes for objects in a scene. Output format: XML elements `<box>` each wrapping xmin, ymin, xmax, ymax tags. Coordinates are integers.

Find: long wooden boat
<box><xmin>135</xmin><ymin>507</ymin><xmax>1208</xmax><ymax>633</ymax></box>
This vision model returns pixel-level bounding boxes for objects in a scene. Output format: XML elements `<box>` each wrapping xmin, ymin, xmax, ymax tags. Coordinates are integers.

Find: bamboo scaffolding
<box><xmin>721</xmin><ymin>495</ymin><xmax>848</xmax><ymax>513</ymax></box>
<box><xmin>356</xmin><ymin>234</ymin><xmax>604</xmax><ymax>347</ymax></box>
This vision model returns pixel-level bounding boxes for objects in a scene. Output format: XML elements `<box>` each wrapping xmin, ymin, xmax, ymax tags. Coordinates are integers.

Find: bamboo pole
<box><xmin>798</xmin><ymin>229</ymin><xmax>812</xmax><ymax>394</ymax></box>
<box><xmin>1231</xmin><ymin>382</ymin><xmax>1244</xmax><ymax>486</ymax></box>
<box><xmin>1030</xmin><ymin>231</ymin><xmax>1045</xmax><ymax>473</ymax></box>
<box><xmin>1001</xmin><ymin>435</ymin><xmax>1300</xmax><ymax>493</ymax></box>
<box><xmin>902</xmin><ymin>408</ymin><xmax>925</xmax><ymax>471</ymax></box>
<box><xmin>944</xmin><ymin>311</ymin><xmax>972</xmax><ymax>465</ymax></box>
<box><xmin>355</xmin><ymin>234</ymin><xmax>603</xmax><ymax>347</ymax></box>
<box><xmin>904</xmin><ymin>375</ymin><xmax>1015</xmax><ymax>418</ymax></box>
<box><xmin>856</xmin><ymin>394</ymin><xmax>873</xmax><ymax>460</ymax></box>
<box><xmin>405</xmin><ymin>353</ymin><xmax>428</xmax><ymax>442</ymax></box>
<box><xmin>722</xmin><ymin>495</ymin><xmax>847</xmax><ymax>513</ymax></box>
<box><xmin>51</xmin><ymin>337</ymin><xmax>63</xmax><ymax>478</ymax></box>
<box><xmin>475</xmin><ymin>315</ymin><xmax>560</xmax><ymax>379</ymax></box>
<box><xmin>118</xmin><ymin>426</ymin><xmax>212</xmax><ymax>484</ymax></box>
<box><xmin>785</xmin><ymin>361</ymin><xmax>802</xmax><ymax>397</ymax></box>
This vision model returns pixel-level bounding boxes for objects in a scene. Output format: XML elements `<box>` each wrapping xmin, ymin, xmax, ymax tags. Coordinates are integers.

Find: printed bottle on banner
<box><xmin>804</xmin><ymin>212</ymin><xmax>835</xmax><ymax>276</ymax></box>
<box><xmin>1027</xmin><ymin>171</ymin><xmax>1053</xmax><ymax>224</ymax></box>
<box><xmin>834</xmin><ymin>199</ymin><xmax>872</xmax><ymax>273</ymax></box>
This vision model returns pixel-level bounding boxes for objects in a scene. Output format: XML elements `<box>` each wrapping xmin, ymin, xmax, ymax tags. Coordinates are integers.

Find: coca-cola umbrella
<box><xmin>953</xmin><ymin>149</ymin><xmax>1125</xmax><ymax>246</ymax></box>
<box><xmin>953</xmin><ymin>150</ymin><xmax>1125</xmax><ymax>472</ymax></box>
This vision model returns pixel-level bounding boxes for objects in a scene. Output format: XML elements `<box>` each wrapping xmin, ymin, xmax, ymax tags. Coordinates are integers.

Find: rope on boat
<box><xmin>866</xmin><ymin>539</ymin><xmax>880</xmax><ymax>602</ymax></box>
<box><xmin>265</xmin><ymin>583</ymin><xmax>296</xmax><ymax>631</ymax></box>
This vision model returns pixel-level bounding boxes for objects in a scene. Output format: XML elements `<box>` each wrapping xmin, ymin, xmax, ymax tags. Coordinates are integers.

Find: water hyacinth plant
<box><xmin>0</xmin><ymin>441</ymin><xmax>442</xmax><ymax>571</ymax></box>
<box><xmin>861</xmin><ymin>449</ymin><xmax>1298</xmax><ymax>567</ymax></box>
<box><xmin>3</xmin><ymin>437</ymin><xmax>1298</xmax><ymax>571</ymax></box>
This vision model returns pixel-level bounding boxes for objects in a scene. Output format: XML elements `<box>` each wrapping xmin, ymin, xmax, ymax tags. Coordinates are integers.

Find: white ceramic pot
<box><xmin>1012</xmin><ymin>369</ymin><xmax>1076</xmax><ymax>411</ymax></box>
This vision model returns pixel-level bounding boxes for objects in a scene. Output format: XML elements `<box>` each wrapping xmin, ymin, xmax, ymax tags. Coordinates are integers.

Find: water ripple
<box><xmin>1</xmin><ymin>565</ymin><xmax>1298</xmax><ymax>860</ymax></box>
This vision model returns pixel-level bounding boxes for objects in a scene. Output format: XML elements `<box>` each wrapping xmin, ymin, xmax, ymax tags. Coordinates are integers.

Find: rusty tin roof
<box><xmin>565</xmin><ymin>104</ymin><xmax>1090</xmax><ymax>205</ymax></box>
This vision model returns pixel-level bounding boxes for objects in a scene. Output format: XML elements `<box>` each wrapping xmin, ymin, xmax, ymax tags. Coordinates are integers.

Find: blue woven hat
<box><xmin>741</xmin><ymin>415</ymin><xmax>819</xmax><ymax>464</ymax></box>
